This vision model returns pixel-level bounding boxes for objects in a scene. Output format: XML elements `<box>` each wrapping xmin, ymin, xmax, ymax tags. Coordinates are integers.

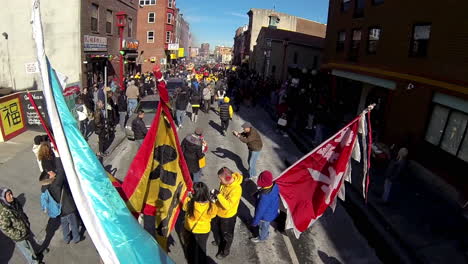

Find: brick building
<box><xmin>233</xmin><ymin>25</ymin><xmax>249</xmax><ymax>65</ymax></box>
<box><xmin>200</xmin><ymin>43</ymin><xmax>210</xmax><ymax>57</ymax></box>
<box><xmin>136</xmin><ymin>0</ymin><xmax>177</xmax><ymax>73</ymax></box>
<box><xmin>323</xmin><ymin>0</ymin><xmax>468</xmax><ymax>202</ymax></box>
<box><xmin>81</xmin><ymin>0</ymin><xmax>138</xmax><ymax>89</ymax></box>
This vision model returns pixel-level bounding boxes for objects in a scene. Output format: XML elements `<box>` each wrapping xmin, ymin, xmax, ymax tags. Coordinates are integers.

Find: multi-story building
<box><xmin>136</xmin><ymin>0</ymin><xmax>177</xmax><ymax>72</ymax></box>
<box><xmin>0</xmin><ymin>0</ymin><xmax>138</xmax><ymax>91</ymax></box>
<box><xmin>200</xmin><ymin>43</ymin><xmax>210</xmax><ymax>57</ymax></box>
<box><xmin>251</xmin><ymin>27</ymin><xmax>323</xmax><ymax>81</ymax></box>
<box><xmin>189</xmin><ymin>47</ymin><xmax>199</xmax><ymax>58</ymax></box>
<box><xmin>323</xmin><ymin>0</ymin><xmax>468</xmax><ymax>202</ymax></box>
<box><xmin>175</xmin><ymin>12</ymin><xmax>190</xmax><ymax>58</ymax></box>
<box><xmin>246</xmin><ymin>8</ymin><xmax>327</xmax><ymax>67</ymax></box>
<box><xmin>214</xmin><ymin>46</ymin><xmax>233</xmax><ymax>64</ymax></box>
<box><xmin>233</xmin><ymin>25</ymin><xmax>249</xmax><ymax>65</ymax></box>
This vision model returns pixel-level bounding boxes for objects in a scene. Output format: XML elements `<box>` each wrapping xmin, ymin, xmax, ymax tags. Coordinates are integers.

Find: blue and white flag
<box><xmin>31</xmin><ymin>1</ymin><xmax>174</xmax><ymax>263</ymax></box>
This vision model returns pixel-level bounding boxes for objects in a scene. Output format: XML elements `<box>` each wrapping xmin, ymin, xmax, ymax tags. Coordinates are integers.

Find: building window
<box><xmin>140</xmin><ymin>0</ymin><xmax>156</xmax><ymax>5</ymax></box>
<box><xmin>410</xmin><ymin>24</ymin><xmax>431</xmax><ymax>57</ymax></box>
<box><xmin>354</xmin><ymin>0</ymin><xmax>365</xmax><ymax>18</ymax></box>
<box><xmin>166</xmin><ymin>31</ymin><xmax>171</xmax><ymax>43</ymax></box>
<box><xmin>106</xmin><ymin>10</ymin><xmax>113</xmax><ymax>34</ymax></box>
<box><xmin>91</xmin><ymin>4</ymin><xmax>99</xmax><ymax>32</ymax></box>
<box><xmin>147</xmin><ymin>31</ymin><xmax>154</xmax><ymax>43</ymax></box>
<box><xmin>341</xmin><ymin>0</ymin><xmax>351</xmax><ymax>12</ymax></box>
<box><xmin>349</xmin><ymin>29</ymin><xmax>361</xmax><ymax>61</ymax></box>
<box><xmin>426</xmin><ymin>104</ymin><xmax>468</xmax><ymax>161</ymax></box>
<box><xmin>167</xmin><ymin>13</ymin><xmax>173</xmax><ymax>24</ymax></box>
<box><xmin>168</xmin><ymin>0</ymin><xmax>173</xmax><ymax>8</ymax></box>
<box><xmin>128</xmin><ymin>18</ymin><xmax>133</xmax><ymax>38</ymax></box>
<box><xmin>336</xmin><ymin>31</ymin><xmax>346</xmax><ymax>51</ymax></box>
<box><xmin>373</xmin><ymin>0</ymin><xmax>384</xmax><ymax>5</ymax></box>
<box><xmin>148</xmin><ymin>12</ymin><xmax>155</xmax><ymax>23</ymax></box>
<box><xmin>293</xmin><ymin>52</ymin><xmax>298</xmax><ymax>64</ymax></box>
<box><xmin>266</xmin><ymin>39</ymin><xmax>272</xmax><ymax>48</ymax></box>
<box><xmin>367</xmin><ymin>27</ymin><xmax>381</xmax><ymax>54</ymax></box>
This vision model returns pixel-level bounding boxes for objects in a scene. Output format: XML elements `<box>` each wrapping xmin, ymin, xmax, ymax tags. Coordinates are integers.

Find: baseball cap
<box><xmin>241</xmin><ymin>122</ymin><xmax>252</xmax><ymax>129</ymax></box>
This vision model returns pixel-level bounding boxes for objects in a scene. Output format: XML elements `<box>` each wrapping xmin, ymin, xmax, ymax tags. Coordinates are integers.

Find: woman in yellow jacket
<box><xmin>183</xmin><ymin>182</ymin><xmax>218</xmax><ymax>264</ymax></box>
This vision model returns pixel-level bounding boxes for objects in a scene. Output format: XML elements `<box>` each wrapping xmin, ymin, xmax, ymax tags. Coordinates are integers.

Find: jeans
<box><xmin>191</xmin><ymin>170</ymin><xmax>202</xmax><ymax>183</ymax></box>
<box><xmin>213</xmin><ymin>216</ymin><xmax>236</xmax><ymax>255</ymax></box>
<box><xmin>119</xmin><ymin>111</ymin><xmax>127</xmax><ymax>132</ymax></box>
<box><xmin>79</xmin><ymin>119</ymin><xmax>88</xmax><ymax>137</ymax></box>
<box><xmin>248</xmin><ymin>151</ymin><xmax>261</xmax><ymax>178</ymax></box>
<box><xmin>127</xmin><ymin>98</ymin><xmax>138</xmax><ymax>115</ymax></box>
<box><xmin>187</xmin><ymin>231</ymin><xmax>209</xmax><ymax>264</ymax></box>
<box><xmin>221</xmin><ymin>119</ymin><xmax>229</xmax><ymax>134</ymax></box>
<box><xmin>259</xmin><ymin>220</ymin><xmax>270</xmax><ymax>240</ymax></box>
<box><xmin>61</xmin><ymin>212</ymin><xmax>80</xmax><ymax>243</ymax></box>
<box><xmin>204</xmin><ymin>99</ymin><xmax>210</xmax><ymax>112</ymax></box>
<box><xmin>16</xmin><ymin>238</ymin><xmax>38</xmax><ymax>264</ymax></box>
<box><xmin>176</xmin><ymin>110</ymin><xmax>185</xmax><ymax>126</ymax></box>
<box><xmin>382</xmin><ymin>179</ymin><xmax>393</xmax><ymax>202</ymax></box>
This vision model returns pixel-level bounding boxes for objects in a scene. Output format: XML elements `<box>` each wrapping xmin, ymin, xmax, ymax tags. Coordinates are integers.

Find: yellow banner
<box><xmin>178</xmin><ymin>48</ymin><xmax>185</xmax><ymax>58</ymax></box>
<box><xmin>170</xmin><ymin>54</ymin><xmax>177</xmax><ymax>59</ymax></box>
<box><xmin>0</xmin><ymin>95</ymin><xmax>25</xmax><ymax>140</ymax></box>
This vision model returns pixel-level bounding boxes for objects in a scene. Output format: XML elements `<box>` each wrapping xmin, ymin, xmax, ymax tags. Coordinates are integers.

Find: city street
<box><xmin>1</xmin><ymin>105</ymin><xmax>380</xmax><ymax>264</ymax></box>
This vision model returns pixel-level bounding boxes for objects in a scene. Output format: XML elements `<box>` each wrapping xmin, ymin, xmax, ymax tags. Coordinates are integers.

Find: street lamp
<box><xmin>116</xmin><ymin>12</ymin><xmax>127</xmax><ymax>91</ymax></box>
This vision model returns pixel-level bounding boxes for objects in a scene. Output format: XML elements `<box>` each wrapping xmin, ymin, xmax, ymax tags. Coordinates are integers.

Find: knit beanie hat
<box><xmin>257</xmin><ymin>171</ymin><xmax>273</xmax><ymax>188</ymax></box>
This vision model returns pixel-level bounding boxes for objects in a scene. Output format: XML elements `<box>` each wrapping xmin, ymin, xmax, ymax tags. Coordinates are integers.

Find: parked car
<box><xmin>125</xmin><ymin>95</ymin><xmax>159</xmax><ymax>139</ymax></box>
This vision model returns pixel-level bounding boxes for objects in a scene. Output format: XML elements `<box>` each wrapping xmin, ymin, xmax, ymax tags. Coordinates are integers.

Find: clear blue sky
<box><xmin>176</xmin><ymin>0</ymin><xmax>329</xmax><ymax>49</ymax></box>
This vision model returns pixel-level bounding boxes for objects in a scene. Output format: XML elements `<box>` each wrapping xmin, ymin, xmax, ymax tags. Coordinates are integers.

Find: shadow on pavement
<box><xmin>0</xmin><ymin>231</ymin><xmax>15</xmax><ymax>263</ymax></box>
<box><xmin>208</xmin><ymin>120</ymin><xmax>223</xmax><ymax>135</ymax></box>
<box><xmin>318</xmin><ymin>250</ymin><xmax>343</xmax><ymax>264</ymax></box>
<box><xmin>211</xmin><ymin>147</ymin><xmax>248</xmax><ymax>176</ymax></box>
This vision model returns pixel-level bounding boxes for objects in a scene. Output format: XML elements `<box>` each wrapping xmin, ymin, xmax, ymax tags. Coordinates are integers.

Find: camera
<box><xmin>210</xmin><ymin>189</ymin><xmax>220</xmax><ymax>203</ymax></box>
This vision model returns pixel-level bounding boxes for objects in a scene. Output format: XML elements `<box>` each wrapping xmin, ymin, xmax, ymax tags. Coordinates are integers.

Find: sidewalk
<box><xmin>260</xmin><ymin>103</ymin><xmax>468</xmax><ymax>263</ymax></box>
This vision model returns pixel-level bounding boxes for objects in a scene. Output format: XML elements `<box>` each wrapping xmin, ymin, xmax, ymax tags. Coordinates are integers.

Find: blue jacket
<box><xmin>252</xmin><ymin>184</ymin><xmax>279</xmax><ymax>226</ymax></box>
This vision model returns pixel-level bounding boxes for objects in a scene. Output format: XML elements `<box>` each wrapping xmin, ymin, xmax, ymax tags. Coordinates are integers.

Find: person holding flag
<box><xmin>212</xmin><ymin>167</ymin><xmax>243</xmax><ymax>260</ymax></box>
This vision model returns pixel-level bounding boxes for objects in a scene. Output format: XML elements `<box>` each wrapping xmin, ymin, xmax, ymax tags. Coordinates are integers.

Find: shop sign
<box><xmin>20</xmin><ymin>91</ymin><xmax>49</xmax><ymax>131</ymax></box>
<box><xmin>170</xmin><ymin>54</ymin><xmax>177</xmax><ymax>59</ymax></box>
<box><xmin>122</xmin><ymin>39</ymin><xmax>139</xmax><ymax>50</ymax></box>
<box><xmin>84</xmin><ymin>35</ymin><xmax>107</xmax><ymax>51</ymax></box>
<box><xmin>160</xmin><ymin>58</ymin><xmax>167</xmax><ymax>64</ymax></box>
<box><xmin>168</xmin><ymin>43</ymin><xmax>179</xmax><ymax>51</ymax></box>
<box><xmin>25</xmin><ymin>62</ymin><xmax>39</xmax><ymax>74</ymax></box>
<box><xmin>0</xmin><ymin>94</ymin><xmax>26</xmax><ymax>141</ymax></box>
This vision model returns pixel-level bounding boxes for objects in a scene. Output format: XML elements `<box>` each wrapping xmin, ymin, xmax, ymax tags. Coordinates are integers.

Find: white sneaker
<box><xmin>250</xmin><ymin>237</ymin><xmax>263</xmax><ymax>243</ymax></box>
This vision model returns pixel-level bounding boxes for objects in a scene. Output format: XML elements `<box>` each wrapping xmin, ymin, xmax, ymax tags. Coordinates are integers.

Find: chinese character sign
<box><xmin>0</xmin><ymin>94</ymin><xmax>26</xmax><ymax>141</ymax></box>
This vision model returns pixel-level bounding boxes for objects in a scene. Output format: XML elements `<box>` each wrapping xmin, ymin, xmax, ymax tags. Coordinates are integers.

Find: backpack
<box><xmin>40</xmin><ymin>189</ymin><xmax>62</xmax><ymax>218</ymax></box>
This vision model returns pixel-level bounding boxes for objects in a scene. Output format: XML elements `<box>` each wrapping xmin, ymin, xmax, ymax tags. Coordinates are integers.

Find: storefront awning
<box><xmin>332</xmin><ymin>69</ymin><xmax>396</xmax><ymax>90</ymax></box>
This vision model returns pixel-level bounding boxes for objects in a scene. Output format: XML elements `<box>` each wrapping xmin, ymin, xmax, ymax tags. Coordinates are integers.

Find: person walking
<box><xmin>175</xmin><ymin>87</ymin><xmax>190</xmax><ymax>128</ymax></box>
<box><xmin>75</xmin><ymin>98</ymin><xmax>89</xmax><ymax>139</ymax></box>
<box><xmin>202</xmin><ymin>85</ymin><xmax>211</xmax><ymax>113</ymax></box>
<box><xmin>116</xmin><ymin>90</ymin><xmax>127</xmax><ymax>132</ymax></box>
<box><xmin>250</xmin><ymin>171</ymin><xmax>279</xmax><ymax>242</ymax></box>
<box><xmin>94</xmin><ymin>101</ymin><xmax>108</xmax><ymax>157</ymax></box>
<box><xmin>0</xmin><ymin>187</ymin><xmax>42</xmax><ymax>264</ymax></box>
<box><xmin>216</xmin><ymin>86</ymin><xmax>226</xmax><ymax>111</ymax></box>
<box><xmin>181</xmin><ymin>128</ymin><xmax>205</xmax><ymax>183</ymax></box>
<box><xmin>212</xmin><ymin>167</ymin><xmax>243</xmax><ymax>260</ymax></box>
<box><xmin>38</xmin><ymin>151</ymin><xmax>81</xmax><ymax>244</ymax></box>
<box><xmin>382</xmin><ymin>148</ymin><xmax>409</xmax><ymax>203</ymax></box>
<box><xmin>219</xmin><ymin>97</ymin><xmax>233</xmax><ymax>136</ymax></box>
<box><xmin>132</xmin><ymin>110</ymin><xmax>148</xmax><ymax>147</ymax></box>
<box><xmin>190</xmin><ymin>85</ymin><xmax>202</xmax><ymax>123</ymax></box>
<box><xmin>126</xmin><ymin>80</ymin><xmax>139</xmax><ymax>116</ymax></box>
<box><xmin>183</xmin><ymin>182</ymin><xmax>218</xmax><ymax>264</ymax></box>
<box><xmin>233</xmin><ymin>122</ymin><xmax>263</xmax><ymax>180</ymax></box>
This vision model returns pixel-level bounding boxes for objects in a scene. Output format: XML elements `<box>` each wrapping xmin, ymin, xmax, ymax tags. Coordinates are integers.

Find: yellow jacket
<box><xmin>183</xmin><ymin>198</ymin><xmax>218</xmax><ymax>234</ymax></box>
<box><xmin>216</xmin><ymin>172</ymin><xmax>243</xmax><ymax>218</ymax></box>
<box><xmin>223</xmin><ymin>97</ymin><xmax>234</xmax><ymax>118</ymax></box>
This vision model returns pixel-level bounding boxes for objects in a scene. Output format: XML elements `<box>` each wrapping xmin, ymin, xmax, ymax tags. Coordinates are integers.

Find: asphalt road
<box><xmin>0</xmin><ymin>104</ymin><xmax>381</xmax><ymax>264</ymax></box>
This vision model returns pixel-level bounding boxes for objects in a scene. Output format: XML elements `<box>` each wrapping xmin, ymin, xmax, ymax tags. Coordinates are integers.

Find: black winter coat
<box><xmin>181</xmin><ymin>135</ymin><xmax>204</xmax><ymax>173</ymax></box>
<box><xmin>175</xmin><ymin>91</ymin><xmax>190</xmax><ymax>110</ymax></box>
<box><xmin>219</xmin><ymin>103</ymin><xmax>231</xmax><ymax>121</ymax></box>
<box><xmin>190</xmin><ymin>89</ymin><xmax>202</xmax><ymax>105</ymax></box>
<box><xmin>132</xmin><ymin>117</ymin><xmax>147</xmax><ymax>140</ymax></box>
<box><xmin>117</xmin><ymin>94</ymin><xmax>127</xmax><ymax>112</ymax></box>
<box><xmin>41</xmin><ymin>158</ymin><xmax>77</xmax><ymax>216</ymax></box>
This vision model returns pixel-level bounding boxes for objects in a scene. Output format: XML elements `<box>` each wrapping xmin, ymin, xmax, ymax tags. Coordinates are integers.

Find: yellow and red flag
<box><xmin>121</xmin><ymin>69</ymin><xmax>192</xmax><ymax>241</ymax></box>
